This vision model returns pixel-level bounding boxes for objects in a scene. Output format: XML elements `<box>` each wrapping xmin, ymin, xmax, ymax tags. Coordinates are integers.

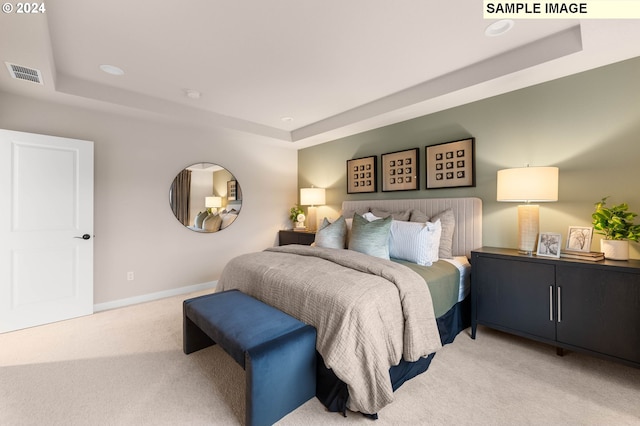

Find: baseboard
<box><xmin>93</xmin><ymin>281</ymin><xmax>217</xmax><ymax>312</ymax></box>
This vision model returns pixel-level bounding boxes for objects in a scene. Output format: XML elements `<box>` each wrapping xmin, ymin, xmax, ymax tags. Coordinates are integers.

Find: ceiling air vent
<box><xmin>5</xmin><ymin>62</ymin><xmax>43</xmax><ymax>85</ymax></box>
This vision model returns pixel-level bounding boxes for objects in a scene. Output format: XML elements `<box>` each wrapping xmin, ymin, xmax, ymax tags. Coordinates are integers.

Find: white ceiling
<box><xmin>1</xmin><ymin>1</ymin><xmax>640</xmax><ymax>149</ymax></box>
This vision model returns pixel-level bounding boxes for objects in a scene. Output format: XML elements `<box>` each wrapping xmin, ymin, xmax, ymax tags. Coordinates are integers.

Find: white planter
<box><xmin>601</xmin><ymin>239</ymin><xmax>629</xmax><ymax>260</ymax></box>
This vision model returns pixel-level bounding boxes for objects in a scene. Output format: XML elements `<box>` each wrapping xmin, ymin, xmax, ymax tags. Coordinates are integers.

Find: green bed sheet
<box><xmin>391</xmin><ymin>259</ymin><xmax>461</xmax><ymax>318</ymax></box>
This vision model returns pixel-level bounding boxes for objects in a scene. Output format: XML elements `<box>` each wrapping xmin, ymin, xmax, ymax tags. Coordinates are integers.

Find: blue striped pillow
<box><xmin>389</xmin><ymin>219</ymin><xmax>442</xmax><ymax>266</ymax></box>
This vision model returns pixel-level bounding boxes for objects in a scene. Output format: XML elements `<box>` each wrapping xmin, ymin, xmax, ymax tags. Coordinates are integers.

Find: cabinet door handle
<box><xmin>557</xmin><ymin>286</ymin><xmax>562</xmax><ymax>323</ymax></box>
<box><xmin>549</xmin><ymin>285</ymin><xmax>553</xmax><ymax>321</ymax></box>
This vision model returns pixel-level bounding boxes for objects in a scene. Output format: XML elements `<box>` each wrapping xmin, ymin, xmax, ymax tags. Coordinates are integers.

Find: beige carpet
<box><xmin>1</xmin><ymin>290</ymin><xmax>639</xmax><ymax>426</ymax></box>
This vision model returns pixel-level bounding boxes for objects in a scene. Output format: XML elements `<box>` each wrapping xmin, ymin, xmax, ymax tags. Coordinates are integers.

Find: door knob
<box><xmin>74</xmin><ymin>234</ymin><xmax>91</xmax><ymax>240</ymax></box>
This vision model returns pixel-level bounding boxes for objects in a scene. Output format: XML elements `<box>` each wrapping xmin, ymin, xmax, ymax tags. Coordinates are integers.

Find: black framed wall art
<box><xmin>347</xmin><ymin>156</ymin><xmax>377</xmax><ymax>194</ymax></box>
<box><xmin>381</xmin><ymin>148</ymin><xmax>419</xmax><ymax>192</ymax></box>
<box><xmin>425</xmin><ymin>138</ymin><xmax>475</xmax><ymax>189</ymax></box>
<box><xmin>227</xmin><ymin>180</ymin><xmax>241</xmax><ymax>201</ymax></box>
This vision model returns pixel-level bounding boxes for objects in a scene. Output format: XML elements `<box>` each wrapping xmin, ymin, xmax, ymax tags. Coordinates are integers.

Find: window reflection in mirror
<box><xmin>169</xmin><ymin>162</ymin><xmax>242</xmax><ymax>232</ymax></box>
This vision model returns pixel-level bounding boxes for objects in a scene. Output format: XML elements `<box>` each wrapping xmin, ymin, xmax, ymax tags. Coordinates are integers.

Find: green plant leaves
<box><xmin>592</xmin><ymin>197</ymin><xmax>640</xmax><ymax>241</ymax></box>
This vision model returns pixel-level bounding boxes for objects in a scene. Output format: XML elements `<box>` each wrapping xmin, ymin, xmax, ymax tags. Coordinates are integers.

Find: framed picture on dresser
<box><xmin>347</xmin><ymin>156</ymin><xmax>377</xmax><ymax>194</ymax></box>
<box><xmin>537</xmin><ymin>232</ymin><xmax>562</xmax><ymax>258</ymax></box>
<box><xmin>381</xmin><ymin>148</ymin><xmax>419</xmax><ymax>192</ymax></box>
<box><xmin>565</xmin><ymin>226</ymin><xmax>593</xmax><ymax>252</ymax></box>
<box><xmin>426</xmin><ymin>138</ymin><xmax>475</xmax><ymax>189</ymax></box>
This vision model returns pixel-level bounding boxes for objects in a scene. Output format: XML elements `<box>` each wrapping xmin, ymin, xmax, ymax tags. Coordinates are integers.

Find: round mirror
<box><xmin>169</xmin><ymin>162</ymin><xmax>242</xmax><ymax>232</ymax></box>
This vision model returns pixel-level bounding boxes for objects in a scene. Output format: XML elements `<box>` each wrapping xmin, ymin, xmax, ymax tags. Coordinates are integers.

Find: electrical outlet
<box><xmin>127</xmin><ymin>271</ymin><xmax>134</xmax><ymax>281</ymax></box>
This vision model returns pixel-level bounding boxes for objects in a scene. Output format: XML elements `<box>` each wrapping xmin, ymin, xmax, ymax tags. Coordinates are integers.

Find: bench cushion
<box><xmin>183</xmin><ymin>289</ymin><xmax>308</xmax><ymax>368</ymax></box>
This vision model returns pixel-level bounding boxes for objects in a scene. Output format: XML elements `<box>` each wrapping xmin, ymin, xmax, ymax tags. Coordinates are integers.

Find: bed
<box><xmin>216</xmin><ymin>197</ymin><xmax>482</xmax><ymax>417</ymax></box>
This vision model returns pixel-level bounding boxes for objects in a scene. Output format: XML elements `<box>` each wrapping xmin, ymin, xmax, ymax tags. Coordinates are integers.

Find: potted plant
<box><xmin>289</xmin><ymin>205</ymin><xmax>306</xmax><ymax>229</ymax></box>
<box><xmin>592</xmin><ymin>197</ymin><xmax>640</xmax><ymax>260</ymax></box>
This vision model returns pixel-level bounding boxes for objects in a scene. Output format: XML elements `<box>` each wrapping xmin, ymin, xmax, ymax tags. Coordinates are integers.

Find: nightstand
<box><xmin>278</xmin><ymin>230</ymin><xmax>316</xmax><ymax>246</ymax></box>
<box><xmin>471</xmin><ymin>247</ymin><xmax>640</xmax><ymax>368</ymax></box>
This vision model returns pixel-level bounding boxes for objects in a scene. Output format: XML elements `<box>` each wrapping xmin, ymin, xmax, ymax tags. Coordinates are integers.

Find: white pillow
<box><xmin>389</xmin><ymin>219</ymin><xmax>442</xmax><ymax>266</ymax></box>
<box><xmin>362</xmin><ymin>212</ymin><xmax>381</xmax><ymax>221</ymax></box>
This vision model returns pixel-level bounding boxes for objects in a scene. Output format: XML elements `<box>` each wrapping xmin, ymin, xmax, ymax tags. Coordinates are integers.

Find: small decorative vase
<box><xmin>601</xmin><ymin>239</ymin><xmax>629</xmax><ymax>260</ymax></box>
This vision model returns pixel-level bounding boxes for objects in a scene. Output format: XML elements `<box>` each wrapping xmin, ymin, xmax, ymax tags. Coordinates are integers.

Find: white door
<box><xmin>0</xmin><ymin>129</ymin><xmax>94</xmax><ymax>333</ymax></box>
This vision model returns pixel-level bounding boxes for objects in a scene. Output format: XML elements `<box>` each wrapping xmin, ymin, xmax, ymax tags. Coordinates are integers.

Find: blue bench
<box><xmin>183</xmin><ymin>289</ymin><xmax>317</xmax><ymax>426</ymax></box>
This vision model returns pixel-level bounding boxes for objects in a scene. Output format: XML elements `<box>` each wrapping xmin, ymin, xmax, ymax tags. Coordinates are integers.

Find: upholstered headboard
<box><xmin>341</xmin><ymin>197</ymin><xmax>483</xmax><ymax>259</ymax></box>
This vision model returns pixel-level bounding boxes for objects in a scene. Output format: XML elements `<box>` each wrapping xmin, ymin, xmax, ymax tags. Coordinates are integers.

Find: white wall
<box><xmin>0</xmin><ymin>92</ymin><xmax>298</xmax><ymax>304</ymax></box>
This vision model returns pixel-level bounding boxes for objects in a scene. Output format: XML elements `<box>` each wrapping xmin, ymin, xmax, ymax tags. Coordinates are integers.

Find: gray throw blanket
<box><xmin>216</xmin><ymin>245</ymin><xmax>442</xmax><ymax>414</ymax></box>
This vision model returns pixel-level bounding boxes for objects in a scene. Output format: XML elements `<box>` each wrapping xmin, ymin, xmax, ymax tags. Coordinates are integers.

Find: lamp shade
<box><xmin>497</xmin><ymin>167</ymin><xmax>558</xmax><ymax>202</ymax></box>
<box><xmin>300</xmin><ymin>187</ymin><xmax>326</xmax><ymax>206</ymax></box>
<box><xmin>205</xmin><ymin>196</ymin><xmax>222</xmax><ymax>208</ymax></box>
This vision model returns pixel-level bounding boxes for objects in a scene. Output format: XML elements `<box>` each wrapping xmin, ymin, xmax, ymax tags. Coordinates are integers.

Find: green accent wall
<box><xmin>299</xmin><ymin>56</ymin><xmax>640</xmax><ymax>256</ymax></box>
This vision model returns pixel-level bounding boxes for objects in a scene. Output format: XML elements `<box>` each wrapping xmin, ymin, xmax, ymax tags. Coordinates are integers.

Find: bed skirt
<box><xmin>316</xmin><ymin>295</ymin><xmax>471</xmax><ymax>417</ymax></box>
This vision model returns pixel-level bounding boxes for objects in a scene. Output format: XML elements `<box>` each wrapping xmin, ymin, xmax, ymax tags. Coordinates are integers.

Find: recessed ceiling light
<box><xmin>281</xmin><ymin>116</ymin><xmax>294</xmax><ymax>123</ymax></box>
<box><xmin>99</xmin><ymin>64</ymin><xmax>125</xmax><ymax>76</ymax></box>
<box><xmin>184</xmin><ymin>89</ymin><xmax>201</xmax><ymax>99</ymax></box>
<box><xmin>485</xmin><ymin>20</ymin><xmax>515</xmax><ymax>37</ymax></box>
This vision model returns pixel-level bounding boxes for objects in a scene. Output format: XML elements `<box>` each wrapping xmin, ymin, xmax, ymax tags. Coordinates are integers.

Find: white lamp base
<box><xmin>518</xmin><ymin>204</ymin><xmax>539</xmax><ymax>255</ymax></box>
<box><xmin>307</xmin><ymin>206</ymin><xmax>318</xmax><ymax>232</ymax></box>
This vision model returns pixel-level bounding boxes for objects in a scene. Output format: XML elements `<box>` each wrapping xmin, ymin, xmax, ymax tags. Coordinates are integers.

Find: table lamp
<box><xmin>497</xmin><ymin>166</ymin><xmax>558</xmax><ymax>255</ymax></box>
<box><xmin>300</xmin><ymin>187</ymin><xmax>326</xmax><ymax>232</ymax></box>
<box><xmin>205</xmin><ymin>196</ymin><xmax>222</xmax><ymax>214</ymax></box>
